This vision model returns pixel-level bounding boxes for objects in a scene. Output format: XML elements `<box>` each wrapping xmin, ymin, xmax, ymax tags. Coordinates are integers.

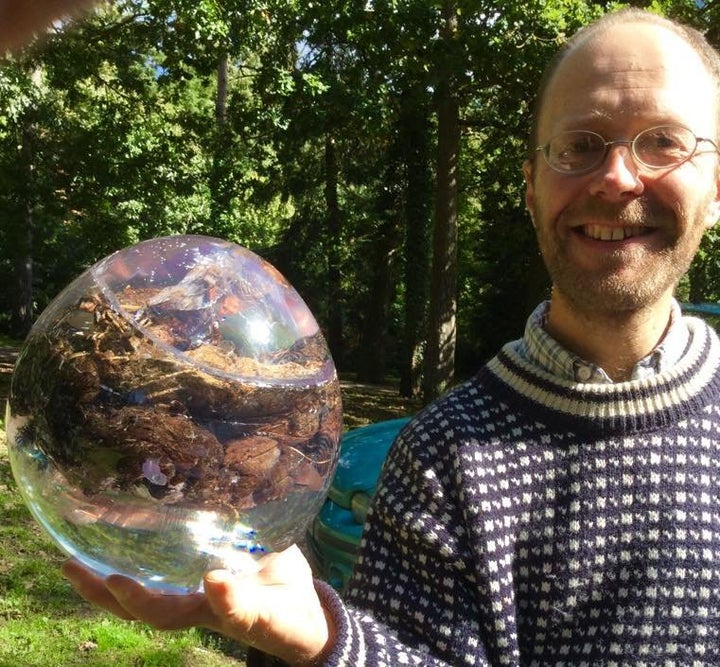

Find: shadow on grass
<box><xmin>339</xmin><ymin>375</ymin><xmax>421</xmax><ymax>430</ymax></box>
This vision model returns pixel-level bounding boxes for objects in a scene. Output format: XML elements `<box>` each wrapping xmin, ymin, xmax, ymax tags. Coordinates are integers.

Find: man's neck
<box><xmin>544</xmin><ymin>290</ymin><xmax>675</xmax><ymax>383</ymax></box>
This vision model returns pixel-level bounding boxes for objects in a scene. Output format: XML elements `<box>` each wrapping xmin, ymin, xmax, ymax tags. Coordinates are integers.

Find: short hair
<box><xmin>527</xmin><ymin>8</ymin><xmax>720</xmax><ymax>153</ymax></box>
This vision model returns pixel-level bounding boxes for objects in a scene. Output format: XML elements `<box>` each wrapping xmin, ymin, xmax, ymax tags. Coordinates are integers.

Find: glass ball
<box><xmin>5</xmin><ymin>235</ymin><xmax>342</xmax><ymax>593</ymax></box>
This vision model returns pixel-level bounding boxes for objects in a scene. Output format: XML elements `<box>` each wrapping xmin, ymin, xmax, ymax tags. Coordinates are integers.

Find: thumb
<box><xmin>201</xmin><ymin>548</ymin><xmax>332</xmax><ymax>664</ymax></box>
<box><xmin>203</xmin><ymin>569</ymin><xmax>246</xmax><ymax>616</ymax></box>
<box><xmin>202</xmin><ymin>568</ymin><xmax>261</xmax><ymax>631</ymax></box>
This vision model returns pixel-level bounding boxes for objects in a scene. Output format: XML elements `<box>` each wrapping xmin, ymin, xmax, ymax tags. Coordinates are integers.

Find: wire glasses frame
<box><xmin>535</xmin><ymin>125</ymin><xmax>720</xmax><ymax>175</ymax></box>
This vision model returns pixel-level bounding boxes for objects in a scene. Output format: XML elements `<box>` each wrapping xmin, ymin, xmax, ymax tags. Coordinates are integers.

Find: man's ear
<box><xmin>523</xmin><ymin>160</ymin><xmax>536</xmax><ymax>227</ymax></box>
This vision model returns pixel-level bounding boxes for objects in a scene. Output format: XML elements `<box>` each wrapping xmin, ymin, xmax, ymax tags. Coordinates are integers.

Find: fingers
<box><xmin>202</xmin><ymin>568</ymin><xmax>257</xmax><ymax>629</ymax></box>
<box><xmin>61</xmin><ymin>546</ymin><xmax>331</xmax><ymax>665</ymax></box>
<box><xmin>61</xmin><ymin>560</ymin><xmax>136</xmax><ymax>620</ymax></box>
<box><xmin>0</xmin><ymin>0</ymin><xmax>96</xmax><ymax>52</ymax></box>
<box><xmin>106</xmin><ymin>575</ymin><xmax>214</xmax><ymax>630</ymax></box>
<box><xmin>61</xmin><ymin>559</ymin><xmax>215</xmax><ymax>630</ymax></box>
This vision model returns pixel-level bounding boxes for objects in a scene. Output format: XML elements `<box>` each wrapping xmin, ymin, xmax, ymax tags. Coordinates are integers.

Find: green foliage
<box><xmin>1</xmin><ymin>0</ymin><xmax>720</xmax><ymax>378</ymax></box>
<box><xmin>685</xmin><ymin>225</ymin><xmax>720</xmax><ymax>303</ymax></box>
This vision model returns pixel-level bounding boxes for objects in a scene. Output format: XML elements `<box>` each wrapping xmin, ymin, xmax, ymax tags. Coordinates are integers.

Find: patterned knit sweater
<box><xmin>312</xmin><ymin>315</ymin><xmax>720</xmax><ymax>667</ymax></box>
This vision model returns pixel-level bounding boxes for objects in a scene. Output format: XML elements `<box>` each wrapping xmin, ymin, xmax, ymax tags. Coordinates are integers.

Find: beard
<box><xmin>533</xmin><ymin>196</ymin><xmax>709</xmax><ymax>314</ymax></box>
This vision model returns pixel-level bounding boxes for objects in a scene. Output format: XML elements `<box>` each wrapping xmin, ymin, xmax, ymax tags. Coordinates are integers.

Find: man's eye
<box><xmin>639</xmin><ymin>128</ymin><xmax>692</xmax><ymax>157</ymax></box>
<box><xmin>559</xmin><ymin>138</ymin><xmax>595</xmax><ymax>155</ymax></box>
<box><xmin>647</xmin><ymin>134</ymin><xmax>680</xmax><ymax>149</ymax></box>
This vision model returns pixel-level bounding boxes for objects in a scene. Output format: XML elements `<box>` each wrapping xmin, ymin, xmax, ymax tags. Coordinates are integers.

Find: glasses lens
<box><xmin>634</xmin><ymin>126</ymin><xmax>696</xmax><ymax>167</ymax></box>
<box><xmin>546</xmin><ymin>131</ymin><xmax>605</xmax><ymax>173</ymax></box>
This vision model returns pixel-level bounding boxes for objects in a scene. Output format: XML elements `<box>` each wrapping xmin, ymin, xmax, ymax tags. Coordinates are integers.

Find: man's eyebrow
<box><xmin>556</xmin><ymin>107</ymin><xmax>674</xmax><ymax>129</ymax></box>
<box><xmin>570</xmin><ymin>110</ymin><xmax>616</xmax><ymax>124</ymax></box>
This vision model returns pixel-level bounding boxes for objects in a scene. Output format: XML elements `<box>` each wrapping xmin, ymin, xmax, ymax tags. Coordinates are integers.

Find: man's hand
<box><xmin>61</xmin><ymin>545</ymin><xmax>335</xmax><ymax>666</ymax></box>
<box><xmin>0</xmin><ymin>0</ymin><xmax>96</xmax><ymax>52</ymax></box>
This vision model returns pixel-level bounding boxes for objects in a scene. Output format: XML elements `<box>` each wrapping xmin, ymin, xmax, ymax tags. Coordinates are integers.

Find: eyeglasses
<box><xmin>535</xmin><ymin>125</ymin><xmax>719</xmax><ymax>175</ymax></box>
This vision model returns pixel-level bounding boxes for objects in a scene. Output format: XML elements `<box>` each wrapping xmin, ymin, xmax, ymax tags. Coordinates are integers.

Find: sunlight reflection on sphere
<box><xmin>5</xmin><ymin>235</ymin><xmax>342</xmax><ymax>593</ymax></box>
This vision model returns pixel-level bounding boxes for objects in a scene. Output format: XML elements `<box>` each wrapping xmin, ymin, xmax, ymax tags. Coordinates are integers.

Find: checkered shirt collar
<box><xmin>520</xmin><ymin>299</ymin><xmax>689</xmax><ymax>384</ymax></box>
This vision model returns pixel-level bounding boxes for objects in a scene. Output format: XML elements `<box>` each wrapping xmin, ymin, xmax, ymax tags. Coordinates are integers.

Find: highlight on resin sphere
<box><xmin>5</xmin><ymin>235</ymin><xmax>342</xmax><ymax>593</ymax></box>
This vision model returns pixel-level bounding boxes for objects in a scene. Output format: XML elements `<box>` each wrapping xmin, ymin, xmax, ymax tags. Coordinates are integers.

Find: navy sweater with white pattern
<box><xmin>309</xmin><ymin>316</ymin><xmax>720</xmax><ymax>667</ymax></box>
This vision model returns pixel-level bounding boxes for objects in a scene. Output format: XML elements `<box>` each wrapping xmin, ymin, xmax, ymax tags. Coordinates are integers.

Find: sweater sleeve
<box><xmin>316</xmin><ymin>416</ymin><xmax>492</xmax><ymax>667</ymax></box>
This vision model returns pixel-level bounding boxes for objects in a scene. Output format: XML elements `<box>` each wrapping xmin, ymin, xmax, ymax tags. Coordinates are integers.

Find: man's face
<box><xmin>524</xmin><ymin>23</ymin><xmax>720</xmax><ymax>315</ymax></box>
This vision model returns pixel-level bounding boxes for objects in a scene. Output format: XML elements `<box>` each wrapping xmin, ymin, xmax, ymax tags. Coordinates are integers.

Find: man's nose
<box><xmin>588</xmin><ymin>142</ymin><xmax>645</xmax><ymax>199</ymax></box>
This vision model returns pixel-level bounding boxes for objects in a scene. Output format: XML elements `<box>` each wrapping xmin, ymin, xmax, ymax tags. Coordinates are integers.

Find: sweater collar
<box><xmin>491</xmin><ymin>315</ymin><xmax>720</xmax><ymax>434</ymax></box>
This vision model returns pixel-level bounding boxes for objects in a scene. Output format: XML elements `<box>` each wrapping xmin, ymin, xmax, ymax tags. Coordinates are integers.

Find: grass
<box><xmin>0</xmin><ymin>438</ymin><xmax>246</xmax><ymax>667</ymax></box>
<box><xmin>0</xmin><ymin>343</ymin><xmax>420</xmax><ymax>667</ymax></box>
<box><xmin>0</xmin><ymin>618</ymin><xmax>243</xmax><ymax>667</ymax></box>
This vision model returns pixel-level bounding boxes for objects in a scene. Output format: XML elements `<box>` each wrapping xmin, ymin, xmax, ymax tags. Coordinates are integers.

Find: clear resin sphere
<box><xmin>5</xmin><ymin>235</ymin><xmax>342</xmax><ymax>593</ymax></box>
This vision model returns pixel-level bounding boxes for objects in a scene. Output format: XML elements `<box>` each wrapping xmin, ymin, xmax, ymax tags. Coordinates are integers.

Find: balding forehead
<box><xmin>528</xmin><ymin>11</ymin><xmax>720</xmax><ymax>152</ymax></box>
<box><xmin>537</xmin><ymin>22</ymin><xmax>718</xmax><ymax>138</ymax></box>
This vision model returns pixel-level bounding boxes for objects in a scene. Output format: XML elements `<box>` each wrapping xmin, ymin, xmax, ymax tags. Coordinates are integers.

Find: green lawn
<box><xmin>0</xmin><ymin>434</ymin><xmax>247</xmax><ymax>667</ymax></box>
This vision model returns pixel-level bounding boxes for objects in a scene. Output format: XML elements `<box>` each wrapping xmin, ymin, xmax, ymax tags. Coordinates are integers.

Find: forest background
<box><xmin>3</xmin><ymin>0</ymin><xmax>720</xmax><ymax>405</ymax></box>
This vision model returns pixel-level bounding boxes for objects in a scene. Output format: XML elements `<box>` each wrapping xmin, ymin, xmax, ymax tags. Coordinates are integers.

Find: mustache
<box><xmin>569</xmin><ymin>198</ymin><xmax>673</xmax><ymax>227</ymax></box>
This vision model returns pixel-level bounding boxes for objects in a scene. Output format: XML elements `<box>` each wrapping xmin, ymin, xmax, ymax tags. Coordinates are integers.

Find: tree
<box><xmin>398</xmin><ymin>91</ymin><xmax>433</xmax><ymax>397</ymax></box>
<box><xmin>6</xmin><ymin>0</ymin><xmax>720</xmax><ymax>396</ymax></box>
<box><xmin>422</xmin><ymin>0</ymin><xmax>461</xmax><ymax>402</ymax></box>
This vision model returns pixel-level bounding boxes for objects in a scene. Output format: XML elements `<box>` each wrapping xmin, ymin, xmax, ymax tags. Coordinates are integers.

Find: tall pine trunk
<box><xmin>422</xmin><ymin>1</ymin><xmax>460</xmax><ymax>403</ymax></box>
<box><xmin>207</xmin><ymin>52</ymin><xmax>231</xmax><ymax>237</ymax></box>
<box><xmin>399</xmin><ymin>92</ymin><xmax>432</xmax><ymax>398</ymax></box>
<box><xmin>324</xmin><ymin>133</ymin><xmax>344</xmax><ymax>365</ymax></box>
<box><xmin>355</xmin><ymin>160</ymin><xmax>403</xmax><ymax>384</ymax></box>
<box><xmin>216</xmin><ymin>53</ymin><xmax>228</xmax><ymax>126</ymax></box>
<box><xmin>11</xmin><ymin>115</ymin><xmax>35</xmax><ymax>337</ymax></box>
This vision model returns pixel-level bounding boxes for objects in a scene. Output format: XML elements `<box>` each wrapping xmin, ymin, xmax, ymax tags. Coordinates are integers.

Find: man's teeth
<box><xmin>583</xmin><ymin>225</ymin><xmax>645</xmax><ymax>241</ymax></box>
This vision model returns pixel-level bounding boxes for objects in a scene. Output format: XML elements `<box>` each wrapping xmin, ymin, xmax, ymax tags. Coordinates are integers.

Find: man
<box><xmin>62</xmin><ymin>8</ymin><xmax>720</xmax><ymax>666</ymax></box>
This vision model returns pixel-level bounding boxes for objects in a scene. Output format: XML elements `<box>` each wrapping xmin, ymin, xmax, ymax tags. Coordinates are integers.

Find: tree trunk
<box><xmin>355</xmin><ymin>189</ymin><xmax>402</xmax><ymax>384</ymax></box>
<box><xmin>11</xmin><ymin>116</ymin><xmax>35</xmax><ymax>337</ymax></box>
<box><xmin>399</xmin><ymin>92</ymin><xmax>432</xmax><ymax>398</ymax></box>
<box><xmin>206</xmin><ymin>52</ymin><xmax>231</xmax><ymax>237</ymax></box>
<box><xmin>324</xmin><ymin>133</ymin><xmax>344</xmax><ymax>365</ymax></box>
<box><xmin>422</xmin><ymin>2</ymin><xmax>460</xmax><ymax>403</ymax></box>
<box><xmin>216</xmin><ymin>53</ymin><xmax>228</xmax><ymax>127</ymax></box>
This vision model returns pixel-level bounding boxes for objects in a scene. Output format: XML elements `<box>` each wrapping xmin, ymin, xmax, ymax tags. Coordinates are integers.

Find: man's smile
<box><xmin>579</xmin><ymin>224</ymin><xmax>654</xmax><ymax>241</ymax></box>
